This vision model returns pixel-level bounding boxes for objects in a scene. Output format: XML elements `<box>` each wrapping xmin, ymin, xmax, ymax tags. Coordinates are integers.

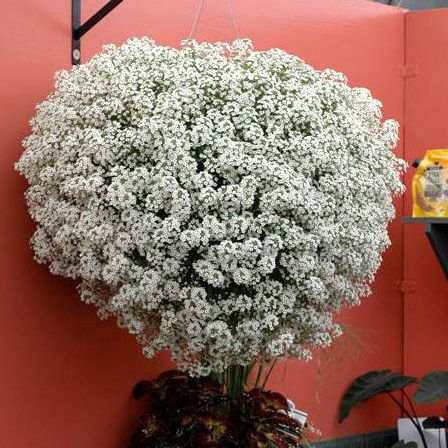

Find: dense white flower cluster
<box><xmin>16</xmin><ymin>38</ymin><xmax>405</xmax><ymax>376</ymax></box>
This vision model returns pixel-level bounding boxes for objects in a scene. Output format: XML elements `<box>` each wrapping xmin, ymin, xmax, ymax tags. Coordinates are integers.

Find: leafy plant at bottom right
<box><xmin>339</xmin><ymin>370</ymin><xmax>448</xmax><ymax>448</ymax></box>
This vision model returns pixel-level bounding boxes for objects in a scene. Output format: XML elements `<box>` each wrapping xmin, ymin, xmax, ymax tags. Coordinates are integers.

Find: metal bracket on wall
<box><xmin>403</xmin><ymin>217</ymin><xmax>448</xmax><ymax>279</ymax></box>
<box><xmin>72</xmin><ymin>0</ymin><xmax>126</xmax><ymax>65</ymax></box>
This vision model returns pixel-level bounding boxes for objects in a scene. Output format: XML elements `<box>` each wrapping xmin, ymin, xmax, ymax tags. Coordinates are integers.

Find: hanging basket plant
<box><xmin>16</xmin><ymin>38</ymin><xmax>405</xmax><ymax>379</ymax></box>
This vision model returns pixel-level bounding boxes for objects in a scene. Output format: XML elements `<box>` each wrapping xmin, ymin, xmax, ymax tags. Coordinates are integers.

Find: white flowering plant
<box><xmin>16</xmin><ymin>38</ymin><xmax>405</xmax><ymax>380</ymax></box>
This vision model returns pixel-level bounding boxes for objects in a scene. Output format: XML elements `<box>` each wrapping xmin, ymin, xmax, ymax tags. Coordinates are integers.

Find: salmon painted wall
<box><xmin>0</xmin><ymin>1</ymin><xmax>408</xmax><ymax>446</ymax></box>
<box><xmin>403</xmin><ymin>8</ymin><xmax>448</xmax><ymax>417</ymax></box>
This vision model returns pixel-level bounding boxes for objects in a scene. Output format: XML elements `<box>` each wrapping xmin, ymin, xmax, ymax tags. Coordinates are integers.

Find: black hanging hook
<box><xmin>72</xmin><ymin>0</ymin><xmax>126</xmax><ymax>65</ymax></box>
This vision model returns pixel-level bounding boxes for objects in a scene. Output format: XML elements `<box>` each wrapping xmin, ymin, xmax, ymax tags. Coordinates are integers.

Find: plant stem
<box><xmin>403</xmin><ymin>390</ymin><xmax>429</xmax><ymax>448</ymax></box>
<box><xmin>261</xmin><ymin>360</ymin><xmax>277</xmax><ymax>390</ymax></box>
<box><xmin>386</xmin><ymin>391</ymin><xmax>428</xmax><ymax>448</ymax></box>
<box><xmin>403</xmin><ymin>389</ymin><xmax>420</xmax><ymax>423</ymax></box>
<box><xmin>216</xmin><ymin>361</ymin><xmax>278</xmax><ymax>407</ymax></box>
<box><xmin>254</xmin><ymin>361</ymin><xmax>265</xmax><ymax>389</ymax></box>
<box><xmin>224</xmin><ymin>365</ymin><xmax>248</xmax><ymax>401</ymax></box>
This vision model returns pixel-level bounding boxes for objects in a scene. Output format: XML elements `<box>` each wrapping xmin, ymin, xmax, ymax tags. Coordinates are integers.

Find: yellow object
<box><xmin>412</xmin><ymin>149</ymin><xmax>448</xmax><ymax>217</ymax></box>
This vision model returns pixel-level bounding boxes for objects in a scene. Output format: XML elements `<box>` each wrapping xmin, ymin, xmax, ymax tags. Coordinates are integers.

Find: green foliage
<box><xmin>422</xmin><ymin>417</ymin><xmax>448</xmax><ymax>429</ymax></box>
<box><xmin>338</xmin><ymin>370</ymin><xmax>417</xmax><ymax>422</ymax></box>
<box><xmin>414</xmin><ymin>371</ymin><xmax>448</xmax><ymax>404</ymax></box>
<box><xmin>339</xmin><ymin>369</ymin><xmax>448</xmax><ymax>448</ymax></box>
<box><xmin>390</xmin><ymin>440</ymin><xmax>418</xmax><ymax>448</ymax></box>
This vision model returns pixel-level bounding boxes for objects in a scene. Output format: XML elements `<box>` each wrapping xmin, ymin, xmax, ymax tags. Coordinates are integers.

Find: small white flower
<box><xmin>16</xmin><ymin>38</ymin><xmax>405</xmax><ymax>376</ymax></box>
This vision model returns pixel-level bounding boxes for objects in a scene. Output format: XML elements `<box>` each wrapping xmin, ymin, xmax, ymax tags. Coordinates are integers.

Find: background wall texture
<box><xmin>0</xmin><ymin>1</ymin><xmax>446</xmax><ymax>447</ymax></box>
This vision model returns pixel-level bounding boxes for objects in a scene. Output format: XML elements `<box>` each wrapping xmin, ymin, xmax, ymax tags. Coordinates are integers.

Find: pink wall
<box><xmin>1</xmin><ymin>0</ymin><xmax>430</xmax><ymax>446</ymax></box>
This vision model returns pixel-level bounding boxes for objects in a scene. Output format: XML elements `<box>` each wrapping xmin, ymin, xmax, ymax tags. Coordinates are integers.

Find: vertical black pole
<box><xmin>72</xmin><ymin>0</ymin><xmax>81</xmax><ymax>65</ymax></box>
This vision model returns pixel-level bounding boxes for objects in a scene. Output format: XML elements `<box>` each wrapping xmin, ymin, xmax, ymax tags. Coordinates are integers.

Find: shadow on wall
<box><xmin>374</xmin><ymin>0</ymin><xmax>448</xmax><ymax>9</ymax></box>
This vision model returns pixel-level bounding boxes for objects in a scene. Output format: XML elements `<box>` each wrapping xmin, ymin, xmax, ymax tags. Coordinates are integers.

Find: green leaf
<box><xmin>338</xmin><ymin>370</ymin><xmax>417</xmax><ymax>422</ymax></box>
<box><xmin>383</xmin><ymin>374</ymin><xmax>418</xmax><ymax>392</ymax></box>
<box><xmin>390</xmin><ymin>440</ymin><xmax>418</xmax><ymax>448</ymax></box>
<box><xmin>414</xmin><ymin>371</ymin><xmax>448</xmax><ymax>404</ymax></box>
<box><xmin>422</xmin><ymin>417</ymin><xmax>448</xmax><ymax>429</ymax></box>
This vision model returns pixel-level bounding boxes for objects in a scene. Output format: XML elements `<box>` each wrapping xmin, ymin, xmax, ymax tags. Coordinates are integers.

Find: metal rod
<box><xmin>74</xmin><ymin>0</ymin><xmax>125</xmax><ymax>40</ymax></box>
<box><xmin>72</xmin><ymin>0</ymin><xmax>81</xmax><ymax>64</ymax></box>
